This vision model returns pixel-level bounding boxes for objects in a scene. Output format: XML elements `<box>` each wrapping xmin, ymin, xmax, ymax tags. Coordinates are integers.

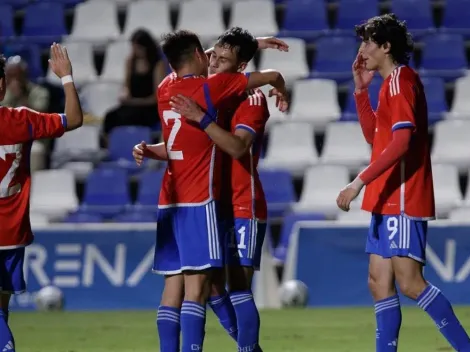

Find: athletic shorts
<box><xmin>0</xmin><ymin>247</ymin><xmax>26</xmax><ymax>294</ymax></box>
<box><xmin>152</xmin><ymin>201</ymin><xmax>223</xmax><ymax>275</ymax></box>
<box><xmin>366</xmin><ymin>213</ymin><xmax>428</xmax><ymax>264</ymax></box>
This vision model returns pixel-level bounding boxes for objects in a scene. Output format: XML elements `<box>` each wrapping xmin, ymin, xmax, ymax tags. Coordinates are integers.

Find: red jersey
<box><xmin>230</xmin><ymin>89</ymin><xmax>269</xmax><ymax>220</ymax></box>
<box><xmin>0</xmin><ymin>107</ymin><xmax>66</xmax><ymax>248</ymax></box>
<box><xmin>360</xmin><ymin>66</ymin><xmax>435</xmax><ymax>220</ymax></box>
<box><xmin>157</xmin><ymin>72</ymin><xmax>249</xmax><ymax>208</ymax></box>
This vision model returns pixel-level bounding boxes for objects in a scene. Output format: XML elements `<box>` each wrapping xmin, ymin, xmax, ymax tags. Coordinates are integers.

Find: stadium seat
<box><xmin>56</xmin><ymin>0</ymin><xmax>84</xmax><ymax>8</ymax></box>
<box><xmin>0</xmin><ymin>5</ymin><xmax>15</xmax><ymax>39</ymax></box>
<box><xmin>123</xmin><ymin>0</ymin><xmax>172</xmax><ymax>40</ymax></box>
<box><xmin>432</xmin><ymin>120</ymin><xmax>470</xmax><ymax>171</ymax></box>
<box><xmin>114</xmin><ymin>211</ymin><xmax>157</xmax><ymax>223</ymax></box>
<box><xmin>21</xmin><ymin>2</ymin><xmax>67</xmax><ymax>46</ymax></box>
<box><xmin>46</xmin><ymin>41</ymin><xmax>97</xmax><ymax>87</ymax></box>
<box><xmin>134</xmin><ymin>169</ymin><xmax>165</xmax><ymax>210</ymax></box>
<box><xmin>51</xmin><ymin>125</ymin><xmax>103</xmax><ymax>168</ymax></box>
<box><xmin>432</xmin><ymin>164</ymin><xmax>463</xmax><ymax>216</ymax></box>
<box><xmin>440</xmin><ymin>0</ymin><xmax>470</xmax><ymax>38</ymax></box>
<box><xmin>336</xmin><ymin>209</ymin><xmax>371</xmax><ymax>224</ymax></box>
<box><xmin>2</xmin><ymin>0</ymin><xmax>29</xmax><ymax>9</ymax></box>
<box><xmin>310</xmin><ymin>36</ymin><xmax>357</xmax><ymax>82</ymax></box>
<box><xmin>79</xmin><ymin>82</ymin><xmax>121</xmax><ymax>119</ymax></box>
<box><xmin>177</xmin><ymin>0</ymin><xmax>225</xmax><ymax>41</ymax></box>
<box><xmin>3</xmin><ymin>44</ymin><xmax>43</xmax><ymax>80</ymax></box>
<box><xmin>30</xmin><ymin>212</ymin><xmax>50</xmax><ymax>227</ymax></box>
<box><xmin>100</xmin><ymin>41</ymin><xmax>131</xmax><ymax>82</ymax></box>
<box><xmin>63</xmin><ymin>212</ymin><xmax>103</xmax><ymax>223</ymax></box>
<box><xmin>421</xmin><ymin>77</ymin><xmax>447</xmax><ymax>124</ymax></box>
<box><xmin>342</xmin><ymin>78</ymin><xmax>381</xmax><ymax>121</ymax></box>
<box><xmin>107</xmin><ymin>126</ymin><xmax>152</xmax><ymax>171</ymax></box>
<box><xmin>69</xmin><ymin>1</ymin><xmax>120</xmax><ymax>44</ymax></box>
<box><xmin>280</xmin><ymin>0</ymin><xmax>329</xmax><ymax>41</ymax></box>
<box><xmin>390</xmin><ymin>0</ymin><xmax>435</xmax><ymax>37</ymax></box>
<box><xmin>273</xmin><ymin>212</ymin><xmax>327</xmax><ymax>263</ymax></box>
<box><xmin>334</xmin><ymin>0</ymin><xmax>379</xmax><ymax>35</ymax></box>
<box><xmin>447</xmin><ymin>74</ymin><xmax>470</xmax><ymax>119</ymax></box>
<box><xmin>320</xmin><ymin>122</ymin><xmax>371</xmax><ymax>169</ymax></box>
<box><xmin>260</xmin><ymin>122</ymin><xmax>318</xmax><ymax>177</ymax></box>
<box><xmin>259</xmin><ymin>169</ymin><xmax>296</xmax><ymax>218</ymax></box>
<box><xmin>289</xmin><ymin>79</ymin><xmax>341</xmax><ymax>129</ymax></box>
<box><xmin>61</xmin><ymin>162</ymin><xmax>95</xmax><ymax>181</ymax></box>
<box><xmin>258</xmin><ymin>38</ymin><xmax>309</xmax><ymax>85</ymax></box>
<box><xmin>30</xmin><ymin>140</ymin><xmax>46</xmax><ymax>172</ymax></box>
<box><xmin>81</xmin><ymin>167</ymin><xmax>130</xmax><ymax>217</ymax></box>
<box><xmin>448</xmin><ymin>207</ymin><xmax>470</xmax><ymax>221</ymax></box>
<box><xmin>419</xmin><ymin>34</ymin><xmax>467</xmax><ymax>81</ymax></box>
<box><xmin>30</xmin><ymin>169</ymin><xmax>79</xmax><ymax>221</ymax></box>
<box><xmin>229</xmin><ymin>0</ymin><xmax>278</xmax><ymax>37</ymax></box>
<box><xmin>293</xmin><ymin>165</ymin><xmax>350</xmax><ymax>218</ymax></box>
<box><xmin>258</xmin><ymin>85</ymin><xmax>287</xmax><ymax>127</ymax></box>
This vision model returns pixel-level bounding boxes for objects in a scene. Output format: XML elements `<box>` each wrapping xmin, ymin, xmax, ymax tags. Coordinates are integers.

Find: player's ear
<box><xmin>237</xmin><ymin>62</ymin><xmax>247</xmax><ymax>73</ymax></box>
<box><xmin>381</xmin><ymin>42</ymin><xmax>391</xmax><ymax>54</ymax></box>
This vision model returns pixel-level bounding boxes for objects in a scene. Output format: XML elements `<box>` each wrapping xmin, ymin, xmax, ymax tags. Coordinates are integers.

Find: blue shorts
<box><xmin>366</xmin><ymin>214</ymin><xmax>428</xmax><ymax>263</ymax></box>
<box><xmin>225</xmin><ymin>218</ymin><xmax>266</xmax><ymax>270</ymax></box>
<box><xmin>153</xmin><ymin>201</ymin><xmax>223</xmax><ymax>275</ymax></box>
<box><xmin>0</xmin><ymin>248</ymin><xmax>26</xmax><ymax>294</ymax></box>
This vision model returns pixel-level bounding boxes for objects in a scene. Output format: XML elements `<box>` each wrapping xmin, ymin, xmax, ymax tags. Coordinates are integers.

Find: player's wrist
<box><xmin>351</xmin><ymin>176</ymin><xmax>365</xmax><ymax>190</ymax></box>
<box><xmin>61</xmin><ymin>75</ymin><xmax>73</xmax><ymax>86</ymax></box>
<box><xmin>354</xmin><ymin>87</ymin><xmax>367</xmax><ymax>95</ymax></box>
<box><xmin>199</xmin><ymin>113</ymin><xmax>215</xmax><ymax>130</ymax></box>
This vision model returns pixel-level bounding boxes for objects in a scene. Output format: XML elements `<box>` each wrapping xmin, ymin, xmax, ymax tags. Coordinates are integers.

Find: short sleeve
<box><xmin>389</xmin><ymin>73</ymin><xmax>416</xmax><ymax>132</ymax></box>
<box><xmin>14</xmin><ymin>107</ymin><xmax>66</xmax><ymax>140</ymax></box>
<box><xmin>206</xmin><ymin>72</ymin><xmax>249</xmax><ymax>106</ymax></box>
<box><xmin>233</xmin><ymin>91</ymin><xmax>269</xmax><ymax>136</ymax></box>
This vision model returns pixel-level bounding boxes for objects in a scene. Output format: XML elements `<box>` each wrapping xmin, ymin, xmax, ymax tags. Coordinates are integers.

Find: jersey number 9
<box><xmin>163</xmin><ymin>110</ymin><xmax>184</xmax><ymax>160</ymax></box>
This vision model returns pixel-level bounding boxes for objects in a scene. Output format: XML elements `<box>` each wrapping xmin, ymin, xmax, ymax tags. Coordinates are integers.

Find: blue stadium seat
<box><xmin>114</xmin><ymin>211</ymin><xmax>157</xmax><ymax>223</ymax></box>
<box><xmin>342</xmin><ymin>78</ymin><xmax>381</xmax><ymax>121</ymax></box>
<box><xmin>3</xmin><ymin>0</ymin><xmax>29</xmax><ymax>9</ymax></box>
<box><xmin>310</xmin><ymin>36</ymin><xmax>357</xmax><ymax>82</ymax></box>
<box><xmin>390</xmin><ymin>0</ymin><xmax>435</xmax><ymax>37</ymax></box>
<box><xmin>21</xmin><ymin>2</ymin><xmax>66</xmax><ymax>46</ymax></box>
<box><xmin>107</xmin><ymin>126</ymin><xmax>153</xmax><ymax>173</ymax></box>
<box><xmin>334</xmin><ymin>0</ymin><xmax>379</xmax><ymax>35</ymax></box>
<box><xmin>0</xmin><ymin>5</ymin><xmax>15</xmax><ymax>40</ymax></box>
<box><xmin>419</xmin><ymin>34</ymin><xmax>467</xmax><ymax>81</ymax></box>
<box><xmin>63</xmin><ymin>212</ymin><xmax>103</xmax><ymax>223</ymax></box>
<box><xmin>55</xmin><ymin>0</ymin><xmax>84</xmax><ymax>8</ymax></box>
<box><xmin>272</xmin><ymin>212</ymin><xmax>327</xmax><ymax>263</ymax></box>
<box><xmin>421</xmin><ymin>77</ymin><xmax>447</xmax><ymax>124</ymax></box>
<box><xmin>280</xmin><ymin>0</ymin><xmax>329</xmax><ymax>41</ymax></box>
<box><xmin>440</xmin><ymin>0</ymin><xmax>470</xmax><ymax>38</ymax></box>
<box><xmin>134</xmin><ymin>169</ymin><xmax>164</xmax><ymax>210</ymax></box>
<box><xmin>81</xmin><ymin>167</ymin><xmax>130</xmax><ymax>218</ymax></box>
<box><xmin>3</xmin><ymin>43</ymin><xmax>43</xmax><ymax>80</ymax></box>
<box><xmin>259</xmin><ymin>170</ymin><xmax>296</xmax><ymax>218</ymax></box>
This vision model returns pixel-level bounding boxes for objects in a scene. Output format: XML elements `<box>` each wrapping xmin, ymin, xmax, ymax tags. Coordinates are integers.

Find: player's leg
<box><xmin>153</xmin><ymin>209</ymin><xmax>183</xmax><ymax>352</ymax></box>
<box><xmin>227</xmin><ymin>219</ymin><xmax>266</xmax><ymax>352</ymax></box>
<box><xmin>367</xmin><ymin>215</ymin><xmax>402</xmax><ymax>351</ymax></box>
<box><xmin>391</xmin><ymin>217</ymin><xmax>470</xmax><ymax>351</ymax></box>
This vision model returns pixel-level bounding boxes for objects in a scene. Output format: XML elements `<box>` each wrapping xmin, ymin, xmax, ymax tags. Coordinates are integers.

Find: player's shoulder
<box><xmin>158</xmin><ymin>73</ymin><xmax>176</xmax><ymax>90</ymax></box>
<box><xmin>240</xmin><ymin>89</ymin><xmax>267</xmax><ymax>107</ymax></box>
<box><xmin>388</xmin><ymin>65</ymin><xmax>419</xmax><ymax>96</ymax></box>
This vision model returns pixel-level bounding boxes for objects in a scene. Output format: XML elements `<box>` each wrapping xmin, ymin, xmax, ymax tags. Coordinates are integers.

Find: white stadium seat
<box><xmin>447</xmin><ymin>74</ymin><xmax>470</xmax><ymax>119</ymax></box>
<box><xmin>69</xmin><ymin>1</ymin><xmax>120</xmax><ymax>44</ymax></box>
<box><xmin>229</xmin><ymin>0</ymin><xmax>278</xmax><ymax>37</ymax></box>
<box><xmin>293</xmin><ymin>165</ymin><xmax>350</xmax><ymax>218</ymax></box>
<box><xmin>260</xmin><ymin>122</ymin><xmax>318</xmax><ymax>177</ymax></box>
<box><xmin>336</xmin><ymin>209</ymin><xmax>371</xmax><ymax>224</ymax></box>
<box><xmin>30</xmin><ymin>212</ymin><xmax>50</xmax><ymax>227</ymax></box>
<box><xmin>258</xmin><ymin>38</ymin><xmax>309</xmax><ymax>85</ymax></box>
<box><xmin>80</xmin><ymin>82</ymin><xmax>121</xmax><ymax>118</ymax></box>
<box><xmin>30</xmin><ymin>170</ymin><xmax>79</xmax><ymax>221</ymax></box>
<box><xmin>30</xmin><ymin>141</ymin><xmax>46</xmax><ymax>172</ymax></box>
<box><xmin>259</xmin><ymin>85</ymin><xmax>288</xmax><ymax>128</ymax></box>
<box><xmin>448</xmin><ymin>207</ymin><xmax>470</xmax><ymax>221</ymax></box>
<box><xmin>432</xmin><ymin>120</ymin><xmax>470</xmax><ymax>171</ymax></box>
<box><xmin>123</xmin><ymin>0</ymin><xmax>172</xmax><ymax>39</ymax></box>
<box><xmin>46</xmin><ymin>41</ymin><xmax>97</xmax><ymax>87</ymax></box>
<box><xmin>432</xmin><ymin>164</ymin><xmax>463</xmax><ymax>217</ymax></box>
<box><xmin>100</xmin><ymin>41</ymin><xmax>131</xmax><ymax>83</ymax></box>
<box><xmin>320</xmin><ymin>122</ymin><xmax>371</xmax><ymax>169</ymax></box>
<box><xmin>289</xmin><ymin>79</ymin><xmax>341</xmax><ymax>130</ymax></box>
<box><xmin>177</xmin><ymin>0</ymin><xmax>225</xmax><ymax>41</ymax></box>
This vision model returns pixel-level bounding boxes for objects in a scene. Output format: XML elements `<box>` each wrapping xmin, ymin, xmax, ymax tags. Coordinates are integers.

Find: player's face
<box><xmin>209</xmin><ymin>45</ymin><xmax>245</xmax><ymax>75</ymax></box>
<box><xmin>359</xmin><ymin>39</ymin><xmax>387</xmax><ymax>71</ymax></box>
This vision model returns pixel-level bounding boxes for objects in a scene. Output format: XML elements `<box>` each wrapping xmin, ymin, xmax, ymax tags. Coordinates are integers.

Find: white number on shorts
<box><xmin>162</xmin><ymin>110</ymin><xmax>184</xmax><ymax>160</ymax></box>
<box><xmin>0</xmin><ymin>144</ymin><xmax>22</xmax><ymax>198</ymax></box>
<box><xmin>387</xmin><ymin>217</ymin><xmax>399</xmax><ymax>240</ymax></box>
<box><xmin>229</xmin><ymin>226</ymin><xmax>248</xmax><ymax>257</ymax></box>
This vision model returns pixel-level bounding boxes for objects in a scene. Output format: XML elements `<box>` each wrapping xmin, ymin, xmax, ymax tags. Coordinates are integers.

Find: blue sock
<box><xmin>209</xmin><ymin>293</ymin><xmax>238</xmax><ymax>341</ymax></box>
<box><xmin>180</xmin><ymin>301</ymin><xmax>206</xmax><ymax>352</ymax></box>
<box><xmin>156</xmin><ymin>306</ymin><xmax>180</xmax><ymax>352</ymax></box>
<box><xmin>417</xmin><ymin>284</ymin><xmax>470</xmax><ymax>351</ymax></box>
<box><xmin>230</xmin><ymin>290</ymin><xmax>261</xmax><ymax>352</ymax></box>
<box><xmin>0</xmin><ymin>310</ymin><xmax>14</xmax><ymax>352</ymax></box>
<box><xmin>374</xmin><ymin>295</ymin><xmax>402</xmax><ymax>351</ymax></box>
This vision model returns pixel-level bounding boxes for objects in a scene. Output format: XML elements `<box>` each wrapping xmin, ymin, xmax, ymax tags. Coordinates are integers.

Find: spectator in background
<box><xmin>2</xmin><ymin>56</ymin><xmax>49</xmax><ymax>111</ymax></box>
<box><xmin>102</xmin><ymin>29</ymin><xmax>166</xmax><ymax>144</ymax></box>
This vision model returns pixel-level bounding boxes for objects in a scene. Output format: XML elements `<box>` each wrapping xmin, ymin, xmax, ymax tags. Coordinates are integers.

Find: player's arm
<box><xmin>133</xmin><ymin>141</ymin><xmax>168</xmax><ymax>166</ymax></box>
<box><xmin>354</xmin><ymin>89</ymin><xmax>377</xmax><ymax>145</ymax></box>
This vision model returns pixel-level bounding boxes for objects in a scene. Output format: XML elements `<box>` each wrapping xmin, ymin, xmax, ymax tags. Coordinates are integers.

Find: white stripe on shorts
<box><xmin>205</xmin><ymin>202</ymin><xmax>220</xmax><ymax>260</ymax></box>
<box><xmin>399</xmin><ymin>216</ymin><xmax>410</xmax><ymax>249</ymax></box>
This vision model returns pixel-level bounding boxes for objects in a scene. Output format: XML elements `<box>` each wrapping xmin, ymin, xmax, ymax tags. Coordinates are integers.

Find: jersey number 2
<box><xmin>163</xmin><ymin>110</ymin><xmax>184</xmax><ymax>160</ymax></box>
<box><xmin>0</xmin><ymin>144</ymin><xmax>22</xmax><ymax>198</ymax></box>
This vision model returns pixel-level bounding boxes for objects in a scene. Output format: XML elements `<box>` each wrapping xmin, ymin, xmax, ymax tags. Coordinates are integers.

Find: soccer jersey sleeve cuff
<box><xmin>59</xmin><ymin>113</ymin><xmax>67</xmax><ymax>130</ymax></box>
<box><xmin>235</xmin><ymin>124</ymin><xmax>256</xmax><ymax>135</ymax></box>
<box><xmin>392</xmin><ymin>121</ymin><xmax>415</xmax><ymax>132</ymax></box>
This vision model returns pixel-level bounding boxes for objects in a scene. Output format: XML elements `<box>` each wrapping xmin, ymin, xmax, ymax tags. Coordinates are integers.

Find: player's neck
<box><xmin>175</xmin><ymin>63</ymin><xmax>201</xmax><ymax>78</ymax></box>
<box><xmin>378</xmin><ymin>60</ymin><xmax>399</xmax><ymax>80</ymax></box>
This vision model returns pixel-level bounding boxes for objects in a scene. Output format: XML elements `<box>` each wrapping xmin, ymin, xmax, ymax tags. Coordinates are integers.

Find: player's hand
<box><xmin>352</xmin><ymin>52</ymin><xmax>375</xmax><ymax>91</ymax></box>
<box><xmin>269</xmin><ymin>87</ymin><xmax>289</xmax><ymax>112</ymax></box>
<box><xmin>170</xmin><ymin>94</ymin><xmax>205</xmax><ymax>123</ymax></box>
<box><xmin>257</xmin><ymin>37</ymin><xmax>289</xmax><ymax>52</ymax></box>
<box><xmin>133</xmin><ymin>141</ymin><xmax>147</xmax><ymax>166</ymax></box>
<box><xmin>48</xmin><ymin>43</ymin><xmax>72</xmax><ymax>78</ymax></box>
<box><xmin>336</xmin><ymin>178</ymin><xmax>364</xmax><ymax>212</ymax></box>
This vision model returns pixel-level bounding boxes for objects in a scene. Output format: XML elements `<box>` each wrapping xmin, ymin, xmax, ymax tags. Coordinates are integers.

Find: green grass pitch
<box><xmin>11</xmin><ymin>307</ymin><xmax>470</xmax><ymax>351</ymax></box>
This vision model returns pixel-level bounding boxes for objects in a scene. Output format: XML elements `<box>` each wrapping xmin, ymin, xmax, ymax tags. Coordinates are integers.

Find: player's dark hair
<box><xmin>0</xmin><ymin>54</ymin><xmax>5</xmax><ymax>79</ymax></box>
<box><xmin>216</xmin><ymin>27</ymin><xmax>259</xmax><ymax>64</ymax></box>
<box><xmin>161</xmin><ymin>30</ymin><xmax>204</xmax><ymax>70</ymax></box>
<box><xmin>355</xmin><ymin>13</ymin><xmax>414</xmax><ymax>65</ymax></box>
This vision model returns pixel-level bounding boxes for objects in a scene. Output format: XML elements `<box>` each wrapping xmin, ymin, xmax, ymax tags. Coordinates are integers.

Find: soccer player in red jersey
<box><xmin>335</xmin><ymin>14</ymin><xmax>470</xmax><ymax>351</ymax></box>
<box><xmin>0</xmin><ymin>43</ymin><xmax>83</xmax><ymax>352</ymax></box>
<box><xmin>150</xmin><ymin>30</ymin><xmax>287</xmax><ymax>352</ymax></box>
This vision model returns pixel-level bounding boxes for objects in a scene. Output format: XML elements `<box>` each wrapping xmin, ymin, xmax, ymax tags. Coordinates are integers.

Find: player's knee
<box><xmin>161</xmin><ymin>275</ymin><xmax>184</xmax><ymax>308</ymax></box>
<box><xmin>395</xmin><ymin>272</ymin><xmax>427</xmax><ymax>300</ymax></box>
<box><xmin>184</xmin><ymin>270</ymin><xmax>212</xmax><ymax>303</ymax></box>
<box><xmin>210</xmin><ymin>268</ymin><xmax>227</xmax><ymax>296</ymax></box>
<box><xmin>368</xmin><ymin>273</ymin><xmax>395</xmax><ymax>300</ymax></box>
<box><xmin>227</xmin><ymin>266</ymin><xmax>253</xmax><ymax>292</ymax></box>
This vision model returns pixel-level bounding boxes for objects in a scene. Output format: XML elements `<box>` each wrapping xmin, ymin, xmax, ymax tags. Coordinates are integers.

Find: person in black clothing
<box><xmin>102</xmin><ymin>29</ymin><xmax>166</xmax><ymax>144</ymax></box>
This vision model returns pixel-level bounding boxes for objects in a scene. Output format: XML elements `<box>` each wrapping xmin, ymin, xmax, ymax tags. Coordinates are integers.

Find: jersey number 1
<box><xmin>163</xmin><ymin>110</ymin><xmax>184</xmax><ymax>160</ymax></box>
<box><xmin>0</xmin><ymin>144</ymin><xmax>22</xmax><ymax>198</ymax></box>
